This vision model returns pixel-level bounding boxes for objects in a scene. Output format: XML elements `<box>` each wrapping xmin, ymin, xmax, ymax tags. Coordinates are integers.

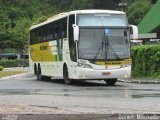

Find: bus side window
<box><xmin>30</xmin><ymin>29</ymin><xmax>37</xmax><ymax>44</ymax></box>
<box><xmin>61</xmin><ymin>17</ymin><xmax>67</xmax><ymax>38</ymax></box>
<box><xmin>41</xmin><ymin>27</ymin><xmax>45</xmax><ymax>42</ymax></box>
<box><xmin>35</xmin><ymin>30</ymin><xmax>39</xmax><ymax>43</ymax></box>
<box><xmin>38</xmin><ymin>29</ymin><xmax>42</xmax><ymax>42</ymax></box>
<box><xmin>69</xmin><ymin>14</ymin><xmax>77</xmax><ymax>62</ymax></box>
<box><xmin>54</xmin><ymin>22</ymin><xmax>60</xmax><ymax>40</ymax></box>
<box><xmin>48</xmin><ymin>23</ymin><xmax>54</xmax><ymax>41</ymax></box>
<box><xmin>43</xmin><ymin>26</ymin><xmax>48</xmax><ymax>42</ymax></box>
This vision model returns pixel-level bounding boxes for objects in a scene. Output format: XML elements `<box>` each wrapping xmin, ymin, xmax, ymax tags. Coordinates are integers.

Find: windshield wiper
<box><xmin>93</xmin><ymin>40</ymin><xmax>104</xmax><ymax>61</ymax></box>
<box><xmin>105</xmin><ymin>34</ymin><xmax>121</xmax><ymax>60</ymax></box>
<box><xmin>109</xmin><ymin>46</ymin><xmax>121</xmax><ymax>60</ymax></box>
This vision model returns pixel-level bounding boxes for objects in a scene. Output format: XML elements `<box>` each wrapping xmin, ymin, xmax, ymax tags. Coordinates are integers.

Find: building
<box><xmin>0</xmin><ymin>53</ymin><xmax>18</xmax><ymax>60</ymax></box>
<box><xmin>138</xmin><ymin>0</ymin><xmax>160</xmax><ymax>44</ymax></box>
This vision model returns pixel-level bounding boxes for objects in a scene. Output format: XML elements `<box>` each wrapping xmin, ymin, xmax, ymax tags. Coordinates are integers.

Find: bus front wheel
<box><xmin>63</xmin><ymin>66</ymin><xmax>72</xmax><ymax>85</ymax></box>
<box><xmin>104</xmin><ymin>79</ymin><xmax>117</xmax><ymax>86</ymax></box>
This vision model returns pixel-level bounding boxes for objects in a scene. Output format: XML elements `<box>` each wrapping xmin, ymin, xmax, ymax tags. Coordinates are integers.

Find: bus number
<box><xmin>40</xmin><ymin>45</ymin><xmax>48</xmax><ymax>51</ymax></box>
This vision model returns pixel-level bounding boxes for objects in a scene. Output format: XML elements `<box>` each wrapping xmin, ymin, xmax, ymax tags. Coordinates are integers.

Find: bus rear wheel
<box><xmin>104</xmin><ymin>79</ymin><xmax>117</xmax><ymax>86</ymax></box>
<box><xmin>36</xmin><ymin>67</ymin><xmax>42</xmax><ymax>80</ymax></box>
<box><xmin>36</xmin><ymin>68</ymin><xmax>51</xmax><ymax>81</ymax></box>
<box><xmin>63</xmin><ymin>66</ymin><xmax>72</xmax><ymax>85</ymax></box>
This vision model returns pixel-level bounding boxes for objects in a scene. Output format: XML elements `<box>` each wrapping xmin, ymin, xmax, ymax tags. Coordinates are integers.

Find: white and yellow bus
<box><xmin>29</xmin><ymin>10</ymin><xmax>138</xmax><ymax>85</ymax></box>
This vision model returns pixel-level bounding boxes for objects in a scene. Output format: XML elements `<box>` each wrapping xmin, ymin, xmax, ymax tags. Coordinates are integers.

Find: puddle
<box><xmin>0</xmin><ymin>88</ymin><xmax>160</xmax><ymax>99</ymax></box>
<box><xmin>132</xmin><ymin>93</ymin><xmax>160</xmax><ymax>98</ymax></box>
<box><xmin>0</xmin><ymin>89</ymin><xmax>42</xmax><ymax>95</ymax></box>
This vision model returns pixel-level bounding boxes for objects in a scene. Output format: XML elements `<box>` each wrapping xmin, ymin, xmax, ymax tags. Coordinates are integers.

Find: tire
<box><xmin>44</xmin><ymin>76</ymin><xmax>51</xmax><ymax>81</ymax></box>
<box><xmin>34</xmin><ymin>64</ymin><xmax>37</xmax><ymax>75</ymax></box>
<box><xmin>63</xmin><ymin>65</ymin><xmax>72</xmax><ymax>85</ymax></box>
<box><xmin>36</xmin><ymin>67</ymin><xmax>42</xmax><ymax>80</ymax></box>
<box><xmin>104</xmin><ymin>79</ymin><xmax>117</xmax><ymax>86</ymax></box>
<box><xmin>36</xmin><ymin>66</ymin><xmax>51</xmax><ymax>81</ymax></box>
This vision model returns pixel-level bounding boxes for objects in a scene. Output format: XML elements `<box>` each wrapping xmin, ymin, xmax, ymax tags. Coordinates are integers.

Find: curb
<box><xmin>118</xmin><ymin>79</ymin><xmax>160</xmax><ymax>84</ymax></box>
<box><xmin>0</xmin><ymin>72</ymin><xmax>29</xmax><ymax>81</ymax></box>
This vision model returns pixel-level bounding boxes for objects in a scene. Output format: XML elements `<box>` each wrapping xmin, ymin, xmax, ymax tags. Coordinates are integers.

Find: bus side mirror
<box><xmin>130</xmin><ymin>25</ymin><xmax>138</xmax><ymax>40</ymax></box>
<box><xmin>73</xmin><ymin>24</ymin><xmax>79</xmax><ymax>42</ymax></box>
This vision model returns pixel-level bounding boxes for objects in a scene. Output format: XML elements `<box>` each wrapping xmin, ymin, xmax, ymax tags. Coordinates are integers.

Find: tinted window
<box><xmin>69</xmin><ymin>14</ymin><xmax>77</xmax><ymax>62</ymax></box>
<box><xmin>48</xmin><ymin>23</ymin><xmax>54</xmax><ymax>41</ymax></box>
<box><xmin>30</xmin><ymin>29</ymin><xmax>39</xmax><ymax>44</ymax></box>
<box><xmin>77</xmin><ymin>14</ymin><xmax>127</xmax><ymax>26</ymax></box>
<box><xmin>61</xmin><ymin>18</ymin><xmax>67</xmax><ymax>38</ymax></box>
<box><xmin>30</xmin><ymin>17</ymin><xmax>67</xmax><ymax>44</ymax></box>
<box><xmin>54</xmin><ymin>18</ymin><xmax>67</xmax><ymax>39</ymax></box>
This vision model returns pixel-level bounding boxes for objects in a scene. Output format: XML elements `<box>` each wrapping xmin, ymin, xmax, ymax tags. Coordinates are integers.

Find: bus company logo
<box><xmin>40</xmin><ymin>45</ymin><xmax>48</xmax><ymax>50</ymax></box>
<box><xmin>105</xmin><ymin>61</ymin><xmax>121</xmax><ymax>65</ymax></box>
<box><xmin>94</xmin><ymin>13</ymin><xmax>110</xmax><ymax>17</ymax></box>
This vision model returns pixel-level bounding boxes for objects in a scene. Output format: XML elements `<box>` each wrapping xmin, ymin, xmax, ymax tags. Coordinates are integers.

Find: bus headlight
<box><xmin>120</xmin><ymin>62</ymin><xmax>132</xmax><ymax>68</ymax></box>
<box><xmin>78</xmin><ymin>63</ymin><xmax>92</xmax><ymax>68</ymax></box>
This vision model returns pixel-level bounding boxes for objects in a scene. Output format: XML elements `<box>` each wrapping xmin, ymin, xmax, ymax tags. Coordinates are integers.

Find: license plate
<box><xmin>102</xmin><ymin>72</ymin><xmax>111</xmax><ymax>76</ymax></box>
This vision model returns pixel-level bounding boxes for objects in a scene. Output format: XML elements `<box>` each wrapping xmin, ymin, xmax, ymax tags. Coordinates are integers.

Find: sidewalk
<box><xmin>3</xmin><ymin>67</ymin><xmax>30</xmax><ymax>72</ymax></box>
<box><xmin>118</xmin><ymin>78</ymin><xmax>160</xmax><ymax>84</ymax></box>
<box><xmin>1</xmin><ymin>67</ymin><xmax>160</xmax><ymax>84</ymax></box>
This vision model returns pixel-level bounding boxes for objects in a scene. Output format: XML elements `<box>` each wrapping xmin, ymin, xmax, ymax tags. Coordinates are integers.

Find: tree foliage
<box><xmin>126</xmin><ymin>0</ymin><xmax>152</xmax><ymax>25</ymax></box>
<box><xmin>132</xmin><ymin>45</ymin><xmax>160</xmax><ymax>79</ymax></box>
<box><xmin>0</xmin><ymin>0</ymin><xmax>154</xmax><ymax>52</ymax></box>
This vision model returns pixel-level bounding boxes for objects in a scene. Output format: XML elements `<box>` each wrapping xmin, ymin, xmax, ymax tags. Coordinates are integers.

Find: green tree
<box><xmin>0</xmin><ymin>0</ymin><xmax>153</xmax><ymax>53</ymax></box>
<box><xmin>92</xmin><ymin>0</ymin><xmax>120</xmax><ymax>10</ymax></box>
<box><xmin>127</xmin><ymin>0</ymin><xmax>152</xmax><ymax>25</ymax></box>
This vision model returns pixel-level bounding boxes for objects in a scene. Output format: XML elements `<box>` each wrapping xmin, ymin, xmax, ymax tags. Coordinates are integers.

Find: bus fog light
<box><xmin>120</xmin><ymin>64</ymin><xmax>127</xmax><ymax>68</ymax></box>
<box><xmin>128</xmin><ymin>62</ymin><xmax>132</xmax><ymax>66</ymax></box>
<box><xmin>82</xmin><ymin>76</ymin><xmax>87</xmax><ymax>78</ymax></box>
<box><xmin>123</xmin><ymin>74</ymin><xmax>129</xmax><ymax>78</ymax></box>
<box><xmin>121</xmin><ymin>63</ymin><xmax>132</xmax><ymax>68</ymax></box>
<box><xmin>78</xmin><ymin>63</ymin><xmax>92</xmax><ymax>68</ymax></box>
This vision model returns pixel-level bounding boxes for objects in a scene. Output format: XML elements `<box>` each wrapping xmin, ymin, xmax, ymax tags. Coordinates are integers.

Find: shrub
<box><xmin>0</xmin><ymin>66</ymin><xmax>3</xmax><ymax>71</ymax></box>
<box><xmin>0</xmin><ymin>59</ymin><xmax>29</xmax><ymax>68</ymax></box>
<box><xmin>131</xmin><ymin>45</ymin><xmax>160</xmax><ymax>78</ymax></box>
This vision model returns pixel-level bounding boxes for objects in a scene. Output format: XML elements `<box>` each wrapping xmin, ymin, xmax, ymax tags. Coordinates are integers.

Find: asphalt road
<box><xmin>0</xmin><ymin>70</ymin><xmax>160</xmax><ymax>115</ymax></box>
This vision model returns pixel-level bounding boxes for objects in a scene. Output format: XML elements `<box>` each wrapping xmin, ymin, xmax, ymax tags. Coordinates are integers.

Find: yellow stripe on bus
<box><xmin>30</xmin><ymin>42</ymin><xmax>57</xmax><ymax>62</ymax></box>
<box><xmin>95</xmin><ymin>58</ymin><xmax>132</xmax><ymax>65</ymax></box>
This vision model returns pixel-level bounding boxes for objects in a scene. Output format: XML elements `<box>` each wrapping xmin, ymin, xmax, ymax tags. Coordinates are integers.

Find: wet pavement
<box><xmin>3</xmin><ymin>67</ymin><xmax>30</xmax><ymax>71</ymax></box>
<box><xmin>0</xmin><ymin>73</ymin><xmax>160</xmax><ymax>114</ymax></box>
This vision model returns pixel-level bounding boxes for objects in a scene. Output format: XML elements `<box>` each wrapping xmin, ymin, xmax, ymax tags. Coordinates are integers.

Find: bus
<box><xmin>29</xmin><ymin>10</ymin><xmax>138</xmax><ymax>85</ymax></box>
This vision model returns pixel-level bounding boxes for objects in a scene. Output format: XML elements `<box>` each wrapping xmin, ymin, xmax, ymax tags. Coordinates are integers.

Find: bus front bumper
<box><xmin>75</xmin><ymin>66</ymin><xmax>131</xmax><ymax>80</ymax></box>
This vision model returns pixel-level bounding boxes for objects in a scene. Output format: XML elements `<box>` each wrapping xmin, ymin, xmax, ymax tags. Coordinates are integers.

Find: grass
<box><xmin>0</xmin><ymin>71</ymin><xmax>25</xmax><ymax>78</ymax></box>
<box><xmin>131</xmin><ymin>77</ymin><xmax>160</xmax><ymax>81</ymax></box>
<box><xmin>131</xmin><ymin>72</ymin><xmax>160</xmax><ymax>80</ymax></box>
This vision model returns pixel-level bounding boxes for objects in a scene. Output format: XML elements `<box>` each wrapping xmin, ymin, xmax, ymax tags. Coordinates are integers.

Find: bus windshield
<box><xmin>78</xmin><ymin>28</ymin><xmax>130</xmax><ymax>60</ymax></box>
<box><xmin>77</xmin><ymin>13</ymin><xmax>127</xmax><ymax>26</ymax></box>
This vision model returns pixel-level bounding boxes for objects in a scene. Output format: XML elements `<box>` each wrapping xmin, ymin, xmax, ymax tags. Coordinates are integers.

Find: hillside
<box><xmin>0</xmin><ymin>0</ymin><xmax>152</xmax><ymax>53</ymax></box>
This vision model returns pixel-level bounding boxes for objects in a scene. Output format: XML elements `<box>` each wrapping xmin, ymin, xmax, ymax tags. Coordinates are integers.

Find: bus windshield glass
<box><xmin>78</xmin><ymin>28</ymin><xmax>130</xmax><ymax>60</ymax></box>
<box><xmin>77</xmin><ymin>13</ymin><xmax>127</xmax><ymax>26</ymax></box>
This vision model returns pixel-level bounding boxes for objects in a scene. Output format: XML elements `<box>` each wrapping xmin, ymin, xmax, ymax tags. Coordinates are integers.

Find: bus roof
<box><xmin>30</xmin><ymin>10</ymin><xmax>125</xmax><ymax>30</ymax></box>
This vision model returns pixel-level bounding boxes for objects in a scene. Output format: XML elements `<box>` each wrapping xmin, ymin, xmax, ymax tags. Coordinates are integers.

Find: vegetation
<box><xmin>132</xmin><ymin>45</ymin><xmax>160</xmax><ymax>79</ymax></box>
<box><xmin>0</xmin><ymin>0</ymin><xmax>154</xmax><ymax>53</ymax></box>
<box><xmin>0</xmin><ymin>59</ymin><xmax>29</xmax><ymax>68</ymax></box>
<box><xmin>126</xmin><ymin>0</ymin><xmax>152</xmax><ymax>25</ymax></box>
<box><xmin>0</xmin><ymin>66</ymin><xmax>3</xmax><ymax>71</ymax></box>
<box><xmin>0</xmin><ymin>0</ymin><xmax>158</xmax><ymax>79</ymax></box>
